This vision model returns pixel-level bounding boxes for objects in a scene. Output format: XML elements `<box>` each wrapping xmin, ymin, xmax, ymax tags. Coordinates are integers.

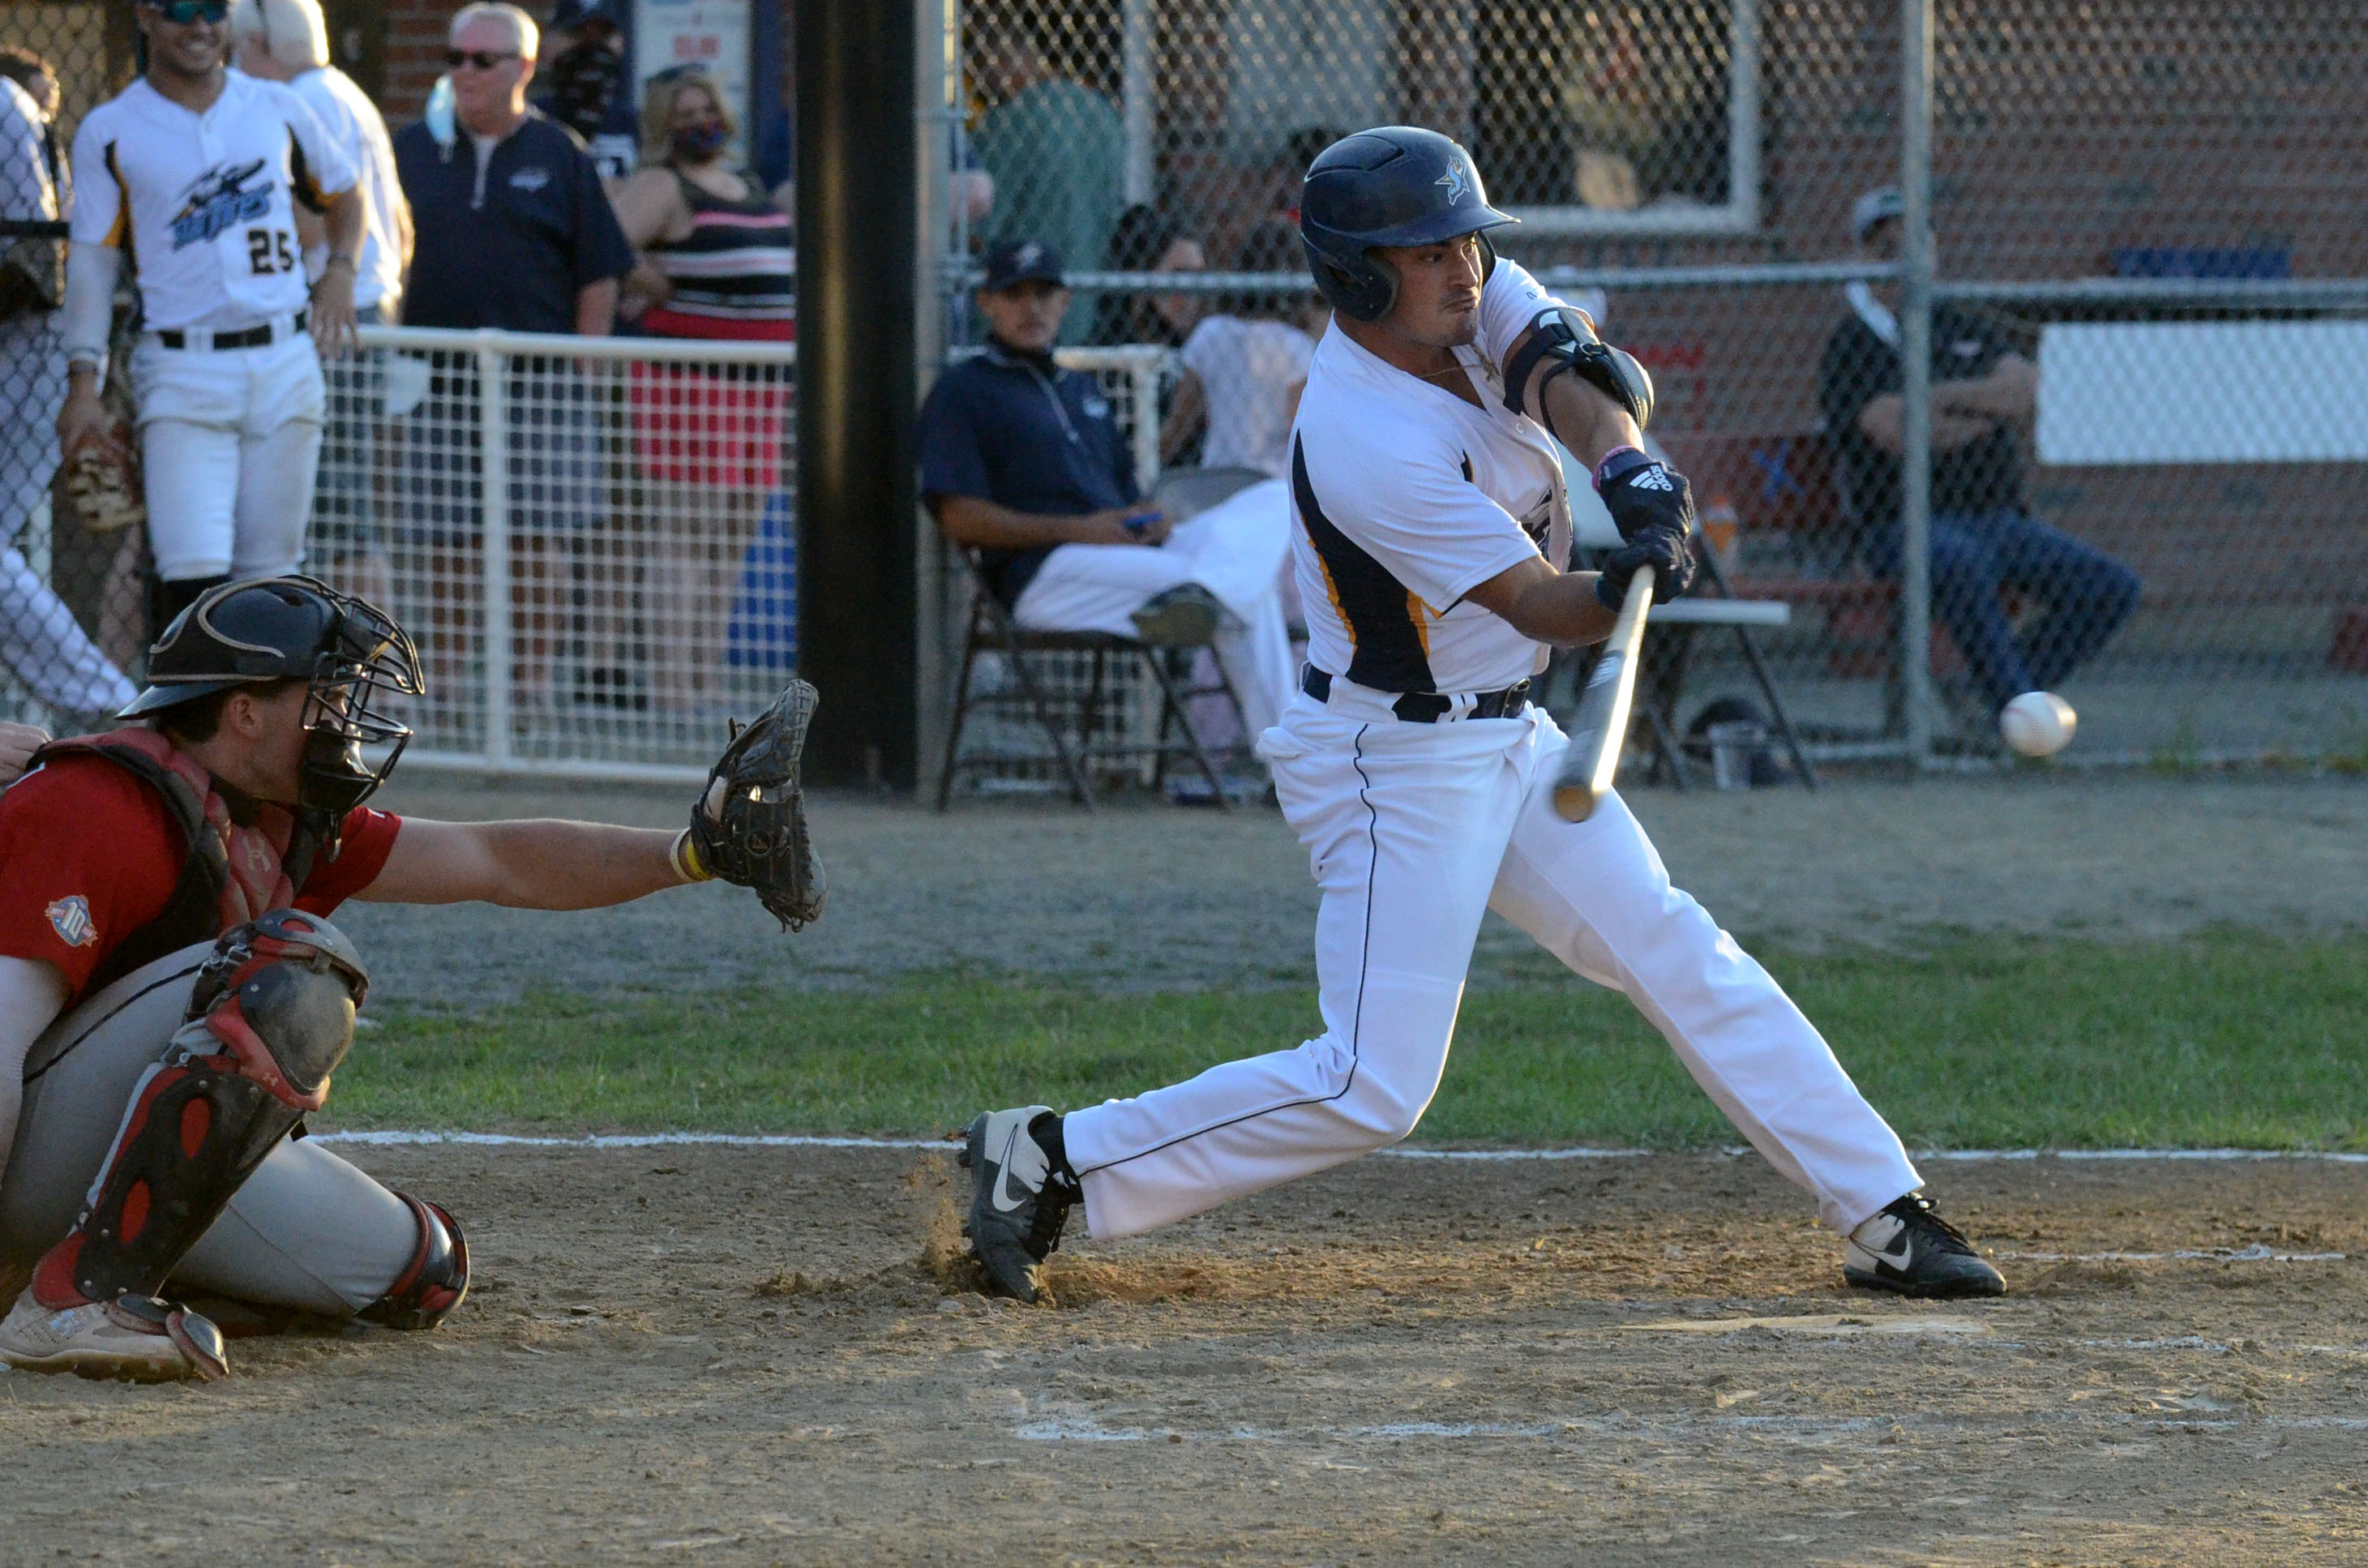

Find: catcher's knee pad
<box><xmin>360</xmin><ymin>1193</ymin><xmax>470</xmax><ymax>1330</ymax></box>
<box><xmin>31</xmin><ymin>910</ymin><xmax>371</xmax><ymax>1310</ymax></box>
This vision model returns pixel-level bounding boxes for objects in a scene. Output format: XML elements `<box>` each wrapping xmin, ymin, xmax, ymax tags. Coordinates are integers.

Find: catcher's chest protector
<box><xmin>33</xmin><ymin>730</ymin><xmax>319</xmax><ymax>1000</ymax></box>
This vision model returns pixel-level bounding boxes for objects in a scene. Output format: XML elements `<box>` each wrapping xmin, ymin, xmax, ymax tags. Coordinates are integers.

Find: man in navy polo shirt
<box><xmin>920</xmin><ymin>238</ymin><xmax>1294</xmax><ymax>737</ymax></box>
<box><xmin>391</xmin><ymin>2</ymin><xmax>635</xmax><ymax>715</ymax></box>
<box><xmin>394</xmin><ymin>2</ymin><xmax>631</xmax><ymax>334</ymax></box>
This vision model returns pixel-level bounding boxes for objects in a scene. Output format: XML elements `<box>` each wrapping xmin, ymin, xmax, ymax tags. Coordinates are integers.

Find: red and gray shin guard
<box><xmin>27</xmin><ymin>911</ymin><xmax>370</xmax><ymax>1369</ymax></box>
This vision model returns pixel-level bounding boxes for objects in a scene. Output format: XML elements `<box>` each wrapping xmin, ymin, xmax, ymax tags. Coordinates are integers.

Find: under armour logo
<box><xmin>1435</xmin><ymin>163</ymin><xmax>1467</xmax><ymax>205</ymax></box>
<box><xmin>1627</xmin><ymin>465</ymin><xmax>1675</xmax><ymax>491</ymax></box>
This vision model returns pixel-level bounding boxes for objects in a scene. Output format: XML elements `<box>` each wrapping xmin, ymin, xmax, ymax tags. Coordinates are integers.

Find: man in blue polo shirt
<box><xmin>395</xmin><ymin>2</ymin><xmax>632</xmax><ymax>333</ymax></box>
<box><xmin>920</xmin><ymin>238</ymin><xmax>1294</xmax><ymax>736</ymax></box>
<box><xmin>390</xmin><ymin>2</ymin><xmax>634</xmax><ymax>714</ymax></box>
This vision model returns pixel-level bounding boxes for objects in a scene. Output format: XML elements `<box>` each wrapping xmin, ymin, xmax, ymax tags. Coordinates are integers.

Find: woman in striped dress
<box><xmin>613</xmin><ymin>66</ymin><xmax>794</xmax><ymax>716</ymax></box>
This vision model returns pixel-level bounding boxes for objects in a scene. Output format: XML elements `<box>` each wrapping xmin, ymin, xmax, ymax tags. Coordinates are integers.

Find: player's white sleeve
<box><xmin>1478</xmin><ymin>259</ymin><xmax>1613</xmax><ymax>370</ymax></box>
<box><xmin>61</xmin><ymin>244</ymin><xmax>120</xmax><ymax>375</ymax></box>
<box><xmin>280</xmin><ymin>86</ymin><xmax>359</xmax><ymax>204</ymax></box>
<box><xmin>0</xmin><ymin>955</ymin><xmax>69</xmax><ymax>1181</ymax></box>
<box><xmin>66</xmin><ymin>111</ymin><xmax>124</xmax><ymax>248</ymax></box>
<box><xmin>1296</xmin><ymin>420</ymin><xmax>1542</xmax><ymax>611</ymax></box>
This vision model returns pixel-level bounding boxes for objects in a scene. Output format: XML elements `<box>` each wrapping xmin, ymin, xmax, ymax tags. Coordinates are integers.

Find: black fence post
<box><xmin>795</xmin><ymin>0</ymin><xmax>919</xmax><ymax>788</ymax></box>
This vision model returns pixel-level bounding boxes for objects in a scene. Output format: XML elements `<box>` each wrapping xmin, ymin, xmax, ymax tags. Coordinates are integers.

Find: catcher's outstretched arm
<box><xmin>355</xmin><ymin>818</ymin><xmax>696</xmax><ymax>909</ymax></box>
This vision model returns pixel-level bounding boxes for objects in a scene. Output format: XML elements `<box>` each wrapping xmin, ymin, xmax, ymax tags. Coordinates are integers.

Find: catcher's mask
<box><xmin>121</xmin><ymin>576</ymin><xmax>426</xmax><ymax>817</ymax></box>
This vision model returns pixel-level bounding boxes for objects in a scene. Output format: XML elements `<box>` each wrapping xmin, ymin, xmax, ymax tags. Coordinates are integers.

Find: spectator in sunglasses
<box><xmin>391</xmin><ymin>1</ymin><xmax>635</xmax><ymax>716</ymax></box>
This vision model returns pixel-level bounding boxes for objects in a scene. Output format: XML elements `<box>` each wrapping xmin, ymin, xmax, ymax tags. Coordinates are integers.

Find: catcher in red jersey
<box><xmin>0</xmin><ymin>577</ymin><xmax>821</xmax><ymax>1381</ymax></box>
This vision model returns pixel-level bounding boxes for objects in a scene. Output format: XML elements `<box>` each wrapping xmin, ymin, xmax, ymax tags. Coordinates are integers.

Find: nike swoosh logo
<box><xmin>988</xmin><ymin>1127</ymin><xmax>1027</xmax><ymax>1213</ymax></box>
<box><xmin>1869</xmin><ymin>1238</ymin><xmax>1914</xmax><ymax>1270</ymax></box>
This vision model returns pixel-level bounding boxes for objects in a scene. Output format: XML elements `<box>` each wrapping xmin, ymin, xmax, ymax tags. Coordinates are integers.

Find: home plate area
<box><xmin>6</xmin><ymin>1142</ymin><xmax>2366</xmax><ymax>1564</ymax></box>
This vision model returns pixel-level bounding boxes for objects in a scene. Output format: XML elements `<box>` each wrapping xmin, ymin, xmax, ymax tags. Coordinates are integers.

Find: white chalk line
<box><xmin>1013</xmin><ymin>1411</ymin><xmax>2368</xmax><ymax>1444</ymax></box>
<box><xmin>311</xmin><ymin>1129</ymin><xmax>2368</xmax><ymax>1166</ymax></box>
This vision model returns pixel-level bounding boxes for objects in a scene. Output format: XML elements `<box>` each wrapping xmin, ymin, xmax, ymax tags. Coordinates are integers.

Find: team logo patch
<box><xmin>169</xmin><ymin>160</ymin><xmax>272</xmax><ymax>250</ymax></box>
<box><xmin>45</xmin><ymin>894</ymin><xmax>97</xmax><ymax>949</ymax></box>
<box><xmin>1435</xmin><ymin>162</ymin><xmax>1468</xmax><ymax>205</ymax></box>
<box><xmin>509</xmin><ymin>166</ymin><xmax>553</xmax><ymax>191</ymax></box>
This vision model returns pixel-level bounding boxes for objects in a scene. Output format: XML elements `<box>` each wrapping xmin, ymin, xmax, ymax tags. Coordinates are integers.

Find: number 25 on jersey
<box><xmin>246</xmin><ymin>228</ymin><xmax>297</xmax><ymax>276</ymax></box>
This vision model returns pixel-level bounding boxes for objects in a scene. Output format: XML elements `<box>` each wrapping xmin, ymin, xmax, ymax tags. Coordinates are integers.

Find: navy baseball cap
<box><xmin>981</xmin><ymin>238</ymin><xmax>1064</xmax><ymax>293</ymax></box>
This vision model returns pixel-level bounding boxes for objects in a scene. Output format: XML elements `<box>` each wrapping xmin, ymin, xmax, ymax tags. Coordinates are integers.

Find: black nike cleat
<box><xmin>957</xmin><ymin>1106</ymin><xmax>1078</xmax><ymax>1303</ymax></box>
<box><xmin>1844</xmin><ymin>1193</ymin><xmax>2007</xmax><ymax>1299</ymax></box>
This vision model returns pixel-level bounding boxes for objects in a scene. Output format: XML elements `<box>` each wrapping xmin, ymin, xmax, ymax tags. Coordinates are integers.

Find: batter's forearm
<box><xmin>1536</xmin><ymin>371</ymin><xmax>1642</xmax><ymax>467</ymax></box>
<box><xmin>1511</xmin><ymin>573</ymin><xmax>1621</xmax><ymax>646</ymax></box>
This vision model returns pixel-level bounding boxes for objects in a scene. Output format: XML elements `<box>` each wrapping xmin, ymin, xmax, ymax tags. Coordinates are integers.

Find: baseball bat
<box><xmin>1551</xmin><ymin>563</ymin><xmax>1655</xmax><ymax>822</ymax></box>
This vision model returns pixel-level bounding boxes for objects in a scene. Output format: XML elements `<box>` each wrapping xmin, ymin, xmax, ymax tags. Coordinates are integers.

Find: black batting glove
<box><xmin>1594</xmin><ymin>446</ymin><xmax>1697</xmax><ymax>544</ymax></box>
<box><xmin>1594</xmin><ymin>523</ymin><xmax>1698</xmax><ymax>610</ymax></box>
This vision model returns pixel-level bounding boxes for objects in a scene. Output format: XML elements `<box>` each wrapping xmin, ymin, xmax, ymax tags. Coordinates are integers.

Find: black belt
<box><xmin>157</xmin><ymin>311</ymin><xmax>306</xmax><ymax>350</ymax></box>
<box><xmin>1302</xmin><ymin>667</ymin><xmax>1531</xmax><ymax>722</ymax></box>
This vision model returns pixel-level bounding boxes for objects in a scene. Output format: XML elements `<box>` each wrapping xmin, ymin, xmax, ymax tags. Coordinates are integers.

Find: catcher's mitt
<box><xmin>686</xmin><ymin>679</ymin><xmax>826</xmax><ymax>932</ymax></box>
<box><xmin>63</xmin><ymin>442</ymin><xmax>143</xmax><ymax>535</ymax></box>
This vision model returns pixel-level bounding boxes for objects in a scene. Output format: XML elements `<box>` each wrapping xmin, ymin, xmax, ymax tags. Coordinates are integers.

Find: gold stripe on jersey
<box><xmin>102</xmin><ymin>141</ymin><xmax>129</xmax><ymax>247</ymax></box>
<box><xmin>1292</xmin><ymin>434</ymin><xmax>1438</xmax><ymax>694</ymax></box>
<box><xmin>287</xmin><ymin>128</ymin><xmax>328</xmax><ymax>212</ymax></box>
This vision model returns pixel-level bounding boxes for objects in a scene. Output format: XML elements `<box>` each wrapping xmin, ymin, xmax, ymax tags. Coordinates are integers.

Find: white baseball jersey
<box><xmin>1060</xmin><ymin>259</ymin><xmax>1922</xmax><ymax>1253</ymax></box>
<box><xmin>288</xmin><ymin>66</ymin><xmax>404</xmax><ymax>311</ymax></box>
<box><xmin>1287</xmin><ymin>258</ymin><xmax>1576</xmax><ymax>696</ymax></box>
<box><xmin>69</xmin><ymin>72</ymin><xmax>356</xmax><ymax>332</ymax></box>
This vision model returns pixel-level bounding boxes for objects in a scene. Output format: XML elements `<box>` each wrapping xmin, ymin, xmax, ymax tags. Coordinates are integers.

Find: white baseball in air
<box><xmin>1999</xmin><ymin>691</ymin><xmax>2077</xmax><ymax>757</ymax></box>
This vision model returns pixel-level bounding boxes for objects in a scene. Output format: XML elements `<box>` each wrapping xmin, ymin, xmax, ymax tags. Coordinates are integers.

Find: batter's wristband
<box><xmin>670</xmin><ymin>827</ymin><xmax>715</xmax><ymax>884</ymax></box>
<box><xmin>1592</xmin><ymin>445</ymin><xmax>1651</xmax><ymax>491</ymax></box>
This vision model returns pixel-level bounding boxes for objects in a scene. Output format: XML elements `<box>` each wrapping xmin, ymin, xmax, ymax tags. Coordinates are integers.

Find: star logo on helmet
<box><xmin>1436</xmin><ymin>163</ymin><xmax>1467</xmax><ymax>205</ymax></box>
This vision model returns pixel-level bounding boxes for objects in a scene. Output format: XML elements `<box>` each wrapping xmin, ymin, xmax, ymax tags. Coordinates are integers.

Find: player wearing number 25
<box><xmin>58</xmin><ymin>0</ymin><xmax>366</xmax><ymax>628</ymax></box>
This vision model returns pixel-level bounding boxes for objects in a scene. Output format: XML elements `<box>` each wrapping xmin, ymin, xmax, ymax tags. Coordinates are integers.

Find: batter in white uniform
<box><xmin>958</xmin><ymin>128</ymin><xmax>2006</xmax><ymax>1305</ymax></box>
<box><xmin>56</xmin><ymin>0</ymin><xmax>363</xmax><ymax>626</ymax></box>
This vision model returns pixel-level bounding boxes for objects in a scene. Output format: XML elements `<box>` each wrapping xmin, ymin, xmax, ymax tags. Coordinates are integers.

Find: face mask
<box><xmin>670</xmin><ymin>120</ymin><xmax>729</xmax><ymax>163</ymax></box>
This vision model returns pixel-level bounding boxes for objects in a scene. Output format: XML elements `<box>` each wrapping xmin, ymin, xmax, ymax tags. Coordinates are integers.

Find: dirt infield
<box><xmin>7</xmin><ymin>1143</ymin><xmax>2366</xmax><ymax>1564</ymax></box>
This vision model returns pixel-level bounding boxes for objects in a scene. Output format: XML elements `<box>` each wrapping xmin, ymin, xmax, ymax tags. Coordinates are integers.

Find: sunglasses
<box><xmin>146</xmin><ymin>0</ymin><xmax>229</xmax><ymax>23</ymax></box>
<box><xmin>444</xmin><ymin>49</ymin><xmax>520</xmax><ymax>71</ymax></box>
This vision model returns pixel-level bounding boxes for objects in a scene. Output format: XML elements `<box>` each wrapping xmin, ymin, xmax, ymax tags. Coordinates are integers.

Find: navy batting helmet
<box><xmin>1298</xmin><ymin>126</ymin><xmax>1517</xmax><ymax>323</ymax></box>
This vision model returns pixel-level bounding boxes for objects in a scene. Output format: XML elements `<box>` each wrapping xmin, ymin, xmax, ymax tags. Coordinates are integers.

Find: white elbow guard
<box><xmin>62</xmin><ymin>244</ymin><xmax>122</xmax><ymax>380</ymax></box>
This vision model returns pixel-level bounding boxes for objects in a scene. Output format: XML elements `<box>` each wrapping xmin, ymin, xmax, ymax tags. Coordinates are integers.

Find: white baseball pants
<box><xmin>1012</xmin><ymin>478</ymin><xmax>1297</xmax><ymax>738</ymax></box>
<box><xmin>130</xmin><ymin>330</ymin><xmax>325</xmax><ymax>583</ymax></box>
<box><xmin>1062</xmin><ymin>685</ymin><xmax>1923</xmax><ymax>1240</ymax></box>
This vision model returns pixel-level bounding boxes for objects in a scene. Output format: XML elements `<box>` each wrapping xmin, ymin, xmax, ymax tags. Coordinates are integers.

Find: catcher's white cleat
<box><xmin>0</xmin><ymin>1286</ymin><xmax>229</xmax><ymax>1382</ymax></box>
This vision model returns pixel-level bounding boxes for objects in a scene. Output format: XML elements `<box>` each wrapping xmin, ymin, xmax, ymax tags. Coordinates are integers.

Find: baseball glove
<box><xmin>63</xmin><ymin>443</ymin><xmax>144</xmax><ymax>535</ymax></box>
<box><xmin>686</xmin><ymin>679</ymin><xmax>827</xmax><ymax>932</ymax></box>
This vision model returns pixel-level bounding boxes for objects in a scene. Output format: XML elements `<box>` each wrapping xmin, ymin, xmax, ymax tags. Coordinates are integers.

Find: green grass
<box><xmin>328</xmin><ymin>933</ymin><xmax>2368</xmax><ymax>1150</ymax></box>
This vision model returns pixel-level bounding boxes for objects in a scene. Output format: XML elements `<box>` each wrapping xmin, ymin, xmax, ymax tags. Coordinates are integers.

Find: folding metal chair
<box><xmin>933</xmin><ymin>549</ymin><xmax>1251</xmax><ymax>812</ymax></box>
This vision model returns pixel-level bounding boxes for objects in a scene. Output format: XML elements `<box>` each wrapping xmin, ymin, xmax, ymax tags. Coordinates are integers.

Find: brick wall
<box><xmin>382</xmin><ymin>0</ymin><xmax>452</xmax><ymax>126</ymax></box>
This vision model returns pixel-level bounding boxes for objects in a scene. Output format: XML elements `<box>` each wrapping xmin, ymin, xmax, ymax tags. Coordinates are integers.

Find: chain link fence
<box><xmin>4</xmin><ymin>3</ymin><xmax>2363</xmax><ymax>780</ymax></box>
<box><xmin>0</xmin><ymin>2</ymin><xmax>144</xmax><ymax>735</ymax></box>
<box><xmin>328</xmin><ymin>327</ymin><xmax>797</xmax><ymax>782</ymax></box>
<box><xmin>947</xmin><ymin>0</ymin><xmax>2368</xmax><ymax>775</ymax></box>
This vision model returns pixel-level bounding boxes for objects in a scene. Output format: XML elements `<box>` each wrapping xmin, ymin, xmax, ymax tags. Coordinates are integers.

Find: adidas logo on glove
<box><xmin>1628</xmin><ymin>465</ymin><xmax>1675</xmax><ymax>491</ymax></box>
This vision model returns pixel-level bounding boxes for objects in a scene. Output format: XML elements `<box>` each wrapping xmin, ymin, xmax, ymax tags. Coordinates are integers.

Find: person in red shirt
<box><xmin>0</xmin><ymin>576</ymin><xmax>810</xmax><ymax>1380</ymax></box>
